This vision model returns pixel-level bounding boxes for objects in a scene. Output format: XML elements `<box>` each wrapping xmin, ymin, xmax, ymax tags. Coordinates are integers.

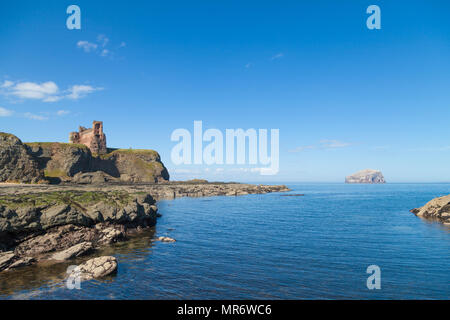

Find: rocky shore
<box><xmin>410</xmin><ymin>195</ymin><xmax>450</xmax><ymax>225</ymax></box>
<box><xmin>0</xmin><ymin>182</ymin><xmax>290</xmax><ymax>275</ymax></box>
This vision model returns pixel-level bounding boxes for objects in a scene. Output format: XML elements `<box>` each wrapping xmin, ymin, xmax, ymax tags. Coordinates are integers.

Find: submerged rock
<box><xmin>410</xmin><ymin>195</ymin><xmax>450</xmax><ymax>224</ymax></box>
<box><xmin>345</xmin><ymin>169</ymin><xmax>385</xmax><ymax>184</ymax></box>
<box><xmin>155</xmin><ymin>236</ymin><xmax>176</xmax><ymax>243</ymax></box>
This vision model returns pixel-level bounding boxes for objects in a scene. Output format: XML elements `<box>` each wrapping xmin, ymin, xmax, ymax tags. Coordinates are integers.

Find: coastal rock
<box><xmin>25</xmin><ymin>142</ymin><xmax>91</xmax><ymax>182</ymax></box>
<box><xmin>155</xmin><ymin>236</ymin><xmax>176</xmax><ymax>243</ymax></box>
<box><xmin>71</xmin><ymin>256</ymin><xmax>118</xmax><ymax>280</ymax></box>
<box><xmin>0</xmin><ymin>133</ymin><xmax>44</xmax><ymax>183</ymax></box>
<box><xmin>0</xmin><ymin>190</ymin><xmax>157</xmax><ymax>237</ymax></box>
<box><xmin>71</xmin><ymin>171</ymin><xmax>118</xmax><ymax>184</ymax></box>
<box><xmin>410</xmin><ymin>195</ymin><xmax>450</xmax><ymax>224</ymax></box>
<box><xmin>51</xmin><ymin>242</ymin><xmax>93</xmax><ymax>261</ymax></box>
<box><xmin>92</xmin><ymin>149</ymin><xmax>170</xmax><ymax>183</ymax></box>
<box><xmin>345</xmin><ymin>169</ymin><xmax>385</xmax><ymax>184</ymax></box>
<box><xmin>0</xmin><ymin>251</ymin><xmax>35</xmax><ymax>271</ymax></box>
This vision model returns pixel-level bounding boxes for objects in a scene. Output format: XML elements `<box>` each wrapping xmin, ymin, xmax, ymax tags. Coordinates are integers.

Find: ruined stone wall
<box><xmin>69</xmin><ymin>121</ymin><xmax>107</xmax><ymax>154</ymax></box>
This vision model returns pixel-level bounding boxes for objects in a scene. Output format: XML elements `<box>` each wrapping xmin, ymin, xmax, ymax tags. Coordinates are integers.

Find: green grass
<box><xmin>24</xmin><ymin>142</ymin><xmax>89</xmax><ymax>150</ymax></box>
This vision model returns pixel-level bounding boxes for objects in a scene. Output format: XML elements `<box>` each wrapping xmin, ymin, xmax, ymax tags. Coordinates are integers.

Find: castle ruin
<box><xmin>69</xmin><ymin>121</ymin><xmax>107</xmax><ymax>154</ymax></box>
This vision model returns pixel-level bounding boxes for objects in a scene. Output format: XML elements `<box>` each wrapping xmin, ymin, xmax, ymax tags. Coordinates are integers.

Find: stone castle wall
<box><xmin>69</xmin><ymin>121</ymin><xmax>107</xmax><ymax>154</ymax></box>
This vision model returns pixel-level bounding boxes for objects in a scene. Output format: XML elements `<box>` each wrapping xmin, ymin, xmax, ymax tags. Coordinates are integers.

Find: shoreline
<box><xmin>0</xmin><ymin>182</ymin><xmax>290</xmax><ymax>274</ymax></box>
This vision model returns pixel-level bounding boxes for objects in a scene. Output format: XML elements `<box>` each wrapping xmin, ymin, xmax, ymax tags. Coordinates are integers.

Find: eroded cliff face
<box><xmin>25</xmin><ymin>142</ymin><xmax>92</xmax><ymax>181</ymax></box>
<box><xmin>0</xmin><ymin>133</ymin><xmax>169</xmax><ymax>184</ymax></box>
<box><xmin>0</xmin><ymin>133</ymin><xmax>44</xmax><ymax>183</ymax></box>
<box><xmin>93</xmin><ymin>149</ymin><xmax>170</xmax><ymax>183</ymax></box>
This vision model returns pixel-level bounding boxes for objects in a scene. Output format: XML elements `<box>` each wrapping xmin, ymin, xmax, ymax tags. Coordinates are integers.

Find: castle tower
<box><xmin>69</xmin><ymin>120</ymin><xmax>107</xmax><ymax>154</ymax></box>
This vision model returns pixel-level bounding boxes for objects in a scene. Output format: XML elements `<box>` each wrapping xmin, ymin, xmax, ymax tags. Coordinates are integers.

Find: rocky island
<box><xmin>345</xmin><ymin>169</ymin><xmax>386</xmax><ymax>184</ymax></box>
<box><xmin>410</xmin><ymin>195</ymin><xmax>450</xmax><ymax>225</ymax></box>
<box><xmin>0</xmin><ymin>122</ymin><xmax>290</xmax><ymax>276</ymax></box>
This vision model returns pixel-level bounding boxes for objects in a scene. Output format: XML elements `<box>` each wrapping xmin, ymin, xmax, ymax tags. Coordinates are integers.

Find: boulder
<box><xmin>70</xmin><ymin>256</ymin><xmax>118</xmax><ymax>280</ymax></box>
<box><xmin>155</xmin><ymin>236</ymin><xmax>176</xmax><ymax>243</ymax></box>
<box><xmin>345</xmin><ymin>169</ymin><xmax>386</xmax><ymax>184</ymax></box>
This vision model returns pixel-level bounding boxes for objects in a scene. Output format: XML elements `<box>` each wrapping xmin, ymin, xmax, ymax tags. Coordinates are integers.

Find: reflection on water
<box><xmin>0</xmin><ymin>228</ymin><xmax>157</xmax><ymax>298</ymax></box>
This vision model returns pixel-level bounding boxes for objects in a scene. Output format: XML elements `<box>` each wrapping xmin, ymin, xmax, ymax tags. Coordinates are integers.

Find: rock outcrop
<box><xmin>0</xmin><ymin>133</ymin><xmax>44</xmax><ymax>183</ymax></box>
<box><xmin>0</xmin><ymin>190</ymin><xmax>158</xmax><ymax>271</ymax></box>
<box><xmin>0</xmin><ymin>132</ymin><xmax>170</xmax><ymax>184</ymax></box>
<box><xmin>92</xmin><ymin>149</ymin><xmax>170</xmax><ymax>183</ymax></box>
<box><xmin>410</xmin><ymin>195</ymin><xmax>450</xmax><ymax>225</ymax></box>
<box><xmin>345</xmin><ymin>169</ymin><xmax>385</xmax><ymax>184</ymax></box>
<box><xmin>69</xmin><ymin>256</ymin><xmax>118</xmax><ymax>280</ymax></box>
<box><xmin>25</xmin><ymin>142</ymin><xmax>92</xmax><ymax>182</ymax></box>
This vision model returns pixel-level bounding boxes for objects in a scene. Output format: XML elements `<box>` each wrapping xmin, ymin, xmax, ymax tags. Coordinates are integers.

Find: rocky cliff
<box><xmin>0</xmin><ymin>133</ymin><xmax>44</xmax><ymax>183</ymax></box>
<box><xmin>0</xmin><ymin>132</ymin><xmax>169</xmax><ymax>184</ymax></box>
<box><xmin>410</xmin><ymin>195</ymin><xmax>450</xmax><ymax>225</ymax></box>
<box><xmin>0</xmin><ymin>190</ymin><xmax>158</xmax><ymax>271</ymax></box>
<box><xmin>345</xmin><ymin>169</ymin><xmax>385</xmax><ymax>184</ymax></box>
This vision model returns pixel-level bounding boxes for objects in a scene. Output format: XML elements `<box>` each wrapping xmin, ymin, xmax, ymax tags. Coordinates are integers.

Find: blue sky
<box><xmin>1</xmin><ymin>0</ymin><xmax>450</xmax><ymax>182</ymax></box>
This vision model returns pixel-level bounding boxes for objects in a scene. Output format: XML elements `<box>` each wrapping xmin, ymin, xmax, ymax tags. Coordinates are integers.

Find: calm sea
<box><xmin>1</xmin><ymin>183</ymin><xmax>449</xmax><ymax>299</ymax></box>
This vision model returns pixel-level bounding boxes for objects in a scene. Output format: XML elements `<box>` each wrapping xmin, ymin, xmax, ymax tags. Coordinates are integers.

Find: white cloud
<box><xmin>56</xmin><ymin>110</ymin><xmax>70</xmax><ymax>116</ymax></box>
<box><xmin>0</xmin><ymin>107</ymin><xmax>13</xmax><ymax>117</ymax></box>
<box><xmin>77</xmin><ymin>35</ymin><xmax>125</xmax><ymax>58</ymax></box>
<box><xmin>271</xmin><ymin>53</ymin><xmax>284</xmax><ymax>60</ymax></box>
<box><xmin>1</xmin><ymin>80</ymin><xmax>14</xmax><ymax>88</ymax></box>
<box><xmin>24</xmin><ymin>112</ymin><xmax>48</xmax><ymax>121</ymax></box>
<box><xmin>12</xmin><ymin>81</ymin><xmax>58</xmax><ymax>100</ymax></box>
<box><xmin>77</xmin><ymin>41</ymin><xmax>98</xmax><ymax>53</ymax></box>
<box><xmin>1</xmin><ymin>79</ymin><xmax>102</xmax><ymax>102</ymax></box>
<box><xmin>67</xmin><ymin>85</ymin><xmax>102</xmax><ymax>100</ymax></box>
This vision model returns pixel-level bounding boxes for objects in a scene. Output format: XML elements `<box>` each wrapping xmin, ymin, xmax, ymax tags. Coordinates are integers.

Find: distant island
<box><xmin>345</xmin><ymin>169</ymin><xmax>385</xmax><ymax>184</ymax></box>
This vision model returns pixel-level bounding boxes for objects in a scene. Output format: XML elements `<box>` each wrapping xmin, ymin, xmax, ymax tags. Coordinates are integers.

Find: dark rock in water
<box><xmin>411</xmin><ymin>195</ymin><xmax>450</xmax><ymax>225</ymax></box>
<box><xmin>0</xmin><ymin>133</ymin><xmax>44</xmax><ymax>183</ymax></box>
<box><xmin>345</xmin><ymin>169</ymin><xmax>385</xmax><ymax>184</ymax></box>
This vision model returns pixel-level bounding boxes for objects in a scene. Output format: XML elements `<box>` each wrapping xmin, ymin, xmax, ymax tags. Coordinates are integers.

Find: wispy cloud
<box><xmin>289</xmin><ymin>139</ymin><xmax>353</xmax><ymax>153</ymax></box>
<box><xmin>1</xmin><ymin>80</ymin><xmax>14</xmax><ymax>88</ymax></box>
<box><xmin>77</xmin><ymin>41</ymin><xmax>98</xmax><ymax>53</ymax></box>
<box><xmin>77</xmin><ymin>34</ymin><xmax>125</xmax><ymax>58</ymax></box>
<box><xmin>0</xmin><ymin>79</ymin><xmax>102</xmax><ymax>103</ymax></box>
<box><xmin>271</xmin><ymin>53</ymin><xmax>284</xmax><ymax>60</ymax></box>
<box><xmin>24</xmin><ymin>112</ymin><xmax>48</xmax><ymax>121</ymax></box>
<box><xmin>56</xmin><ymin>110</ymin><xmax>70</xmax><ymax>116</ymax></box>
<box><xmin>319</xmin><ymin>139</ymin><xmax>351</xmax><ymax>149</ymax></box>
<box><xmin>0</xmin><ymin>107</ymin><xmax>13</xmax><ymax>117</ymax></box>
<box><xmin>67</xmin><ymin>85</ymin><xmax>102</xmax><ymax>100</ymax></box>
